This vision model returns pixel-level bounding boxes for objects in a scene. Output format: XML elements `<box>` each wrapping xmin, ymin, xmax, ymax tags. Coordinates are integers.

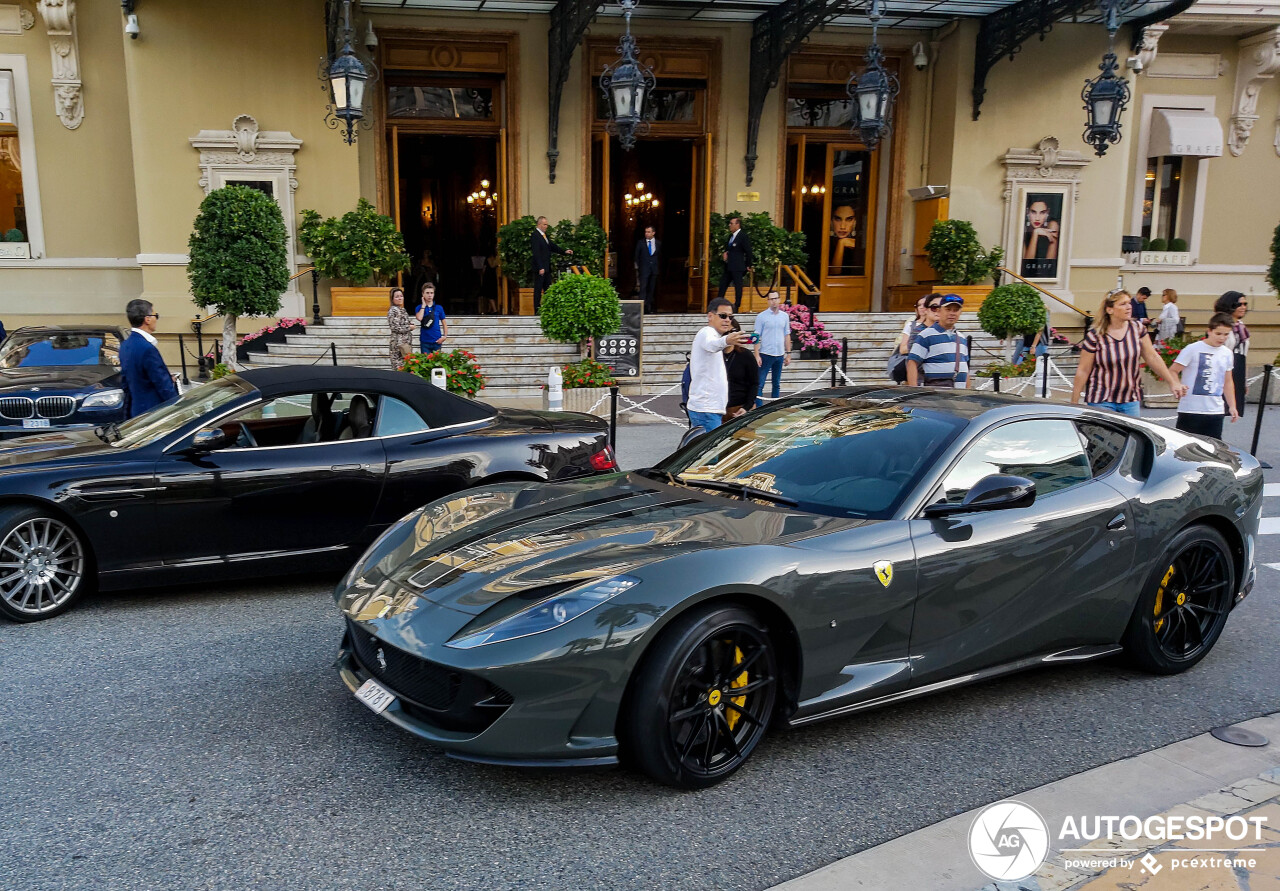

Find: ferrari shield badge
<box><xmin>873</xmin><ymin>561</ymin><xmax>893</xmax><ymax>588</ymax></box>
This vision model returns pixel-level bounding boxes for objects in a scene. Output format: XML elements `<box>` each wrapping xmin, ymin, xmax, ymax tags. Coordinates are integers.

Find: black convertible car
<box><xmin>0</xmin><ymin>326</ymin><xmax>128</xmax><ymax>438</ymax></box>
<box><xmin>335</xmin><ymin>389</ymin><xmax>1262</xmax><ymax>787</ymax></box>
<box><xmin>0</xmin><ymin>366</ymin><xmax>612</xmax><ymax>622</ymax></box>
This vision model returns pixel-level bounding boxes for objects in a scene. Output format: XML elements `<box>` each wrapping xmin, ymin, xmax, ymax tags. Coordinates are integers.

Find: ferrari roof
<box><xmin>803</xmin><ymin>386</ymin><xmax>1077</xmax><ymax>421</ymax></box>
<box><xmin>234</xmin><ymin>365</ymin><xmax>497</xmax><ymax>427</ymax></box>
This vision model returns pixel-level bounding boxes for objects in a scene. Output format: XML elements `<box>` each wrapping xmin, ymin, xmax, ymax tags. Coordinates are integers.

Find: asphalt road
<box><xmin>2</xmin><ymin>403</ymin><xmax>1278</xmax><ymax>891</ymax></box>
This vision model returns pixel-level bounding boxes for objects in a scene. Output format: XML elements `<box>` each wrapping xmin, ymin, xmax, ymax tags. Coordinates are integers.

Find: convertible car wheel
<box><xmin>1123</xmin><ymin>525</ymin><xmax>1235</xmax><ymax>675</ymax></box>
<box><xmin>625</xmin><ymin>605</ymin><xmax>778</xmax><ymax>789</ymax></box>
<box><xmin>0</xmin><ymin>507</ymin><xmax>90</xmax><ymax>622</ymax></box>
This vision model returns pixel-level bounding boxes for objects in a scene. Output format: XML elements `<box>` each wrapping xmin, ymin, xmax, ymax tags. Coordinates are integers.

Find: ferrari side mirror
<box><xmin>923</xmin><ymin>474</ymin><xmax>1036</xmax><ymax>518</ymax></box>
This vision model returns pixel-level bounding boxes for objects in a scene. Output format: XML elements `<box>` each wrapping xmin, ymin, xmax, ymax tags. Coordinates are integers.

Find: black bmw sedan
<box><xmin>0</xmin><ymin>365</ymin><xmax>613</xmax><ymax>622</ymax></box>
<box><xmin>0</xmin><ymin>326</ymin><xmax>128</xmax><ymax>438</ymax></box>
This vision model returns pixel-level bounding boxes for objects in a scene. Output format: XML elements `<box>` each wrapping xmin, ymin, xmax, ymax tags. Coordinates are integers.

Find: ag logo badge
<box><xmin>873</xmin><ymin>561</ymin><xmax>893</xmax><ymax>588</ymax></box>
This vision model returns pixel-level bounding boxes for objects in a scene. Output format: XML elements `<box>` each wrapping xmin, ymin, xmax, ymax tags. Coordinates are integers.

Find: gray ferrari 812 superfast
<box><xmin>334</xmin><ymin>389</ymin><xmax>1262</xmax><ymax>788</ymax></box>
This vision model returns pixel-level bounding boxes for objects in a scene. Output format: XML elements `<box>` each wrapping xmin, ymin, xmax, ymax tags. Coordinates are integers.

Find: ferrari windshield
<box><xmin>0</xmin><ymin>331</ymin><xmax>122</xmax><ymax>369</ymax></box>
<box><xmin>109</xmin><ymin>376</ymin><xmax>255</xmax><ymax>449</ymax></box>
<box><xmin>658</xmin><ymin>397</ymin><xmax>967</xmax><ymax>519</ymax></box>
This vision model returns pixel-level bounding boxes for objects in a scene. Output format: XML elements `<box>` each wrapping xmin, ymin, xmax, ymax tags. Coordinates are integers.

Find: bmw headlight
<box><xmin>81</xmin><ymin>389</ymin><xmax>124</xmax><ymax>409</ymax></box>
<box><xmin>446</xmin><ymin>576</ymin><xmax>640</xmax><ymax>649</ymax></box>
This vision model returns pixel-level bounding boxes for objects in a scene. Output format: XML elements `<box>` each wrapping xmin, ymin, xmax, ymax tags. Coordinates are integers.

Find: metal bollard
<box><xmin>1040</xmin><ymin>353</ymin><xmax>1050</xmax><ymax>399</ymax></box>
<box><xmin>178</xmin><ymin>334</ymin><xmax>190</xmax><ymax>385</ymax></box>
<box><xmin>842</xmin><ymin>337</ymin><xmax>848</xmax><ymax>375</ymax></box>
<box><xmin>330</xmin><ymin>342</ymin><xmax>338</xmax><ymax>366</ymax></box>
<box><xmin>830</xmin><ymin>352</ymin><xmax>837</xmax><ymax>388</ymax></box>
<box><xmin>993</xmin><ymin>371</ymin><xmax>1001</xmax><ymax>393</ymax></box>
<box><xmin>609</xmin><ymin>385</ymin><xmax>619</xmax><ymax>454</ymax></box>
<box><xmin>1249</xmin><ymin>364</ymin><xmax>1272</xmax><ymax>467</ymax></box>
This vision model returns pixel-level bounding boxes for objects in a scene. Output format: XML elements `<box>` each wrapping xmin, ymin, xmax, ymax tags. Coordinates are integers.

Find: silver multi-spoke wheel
<box><xmin>0</xmin><ymin>513</ymin><xmax>87</xmax><ymax>620</ymax></box>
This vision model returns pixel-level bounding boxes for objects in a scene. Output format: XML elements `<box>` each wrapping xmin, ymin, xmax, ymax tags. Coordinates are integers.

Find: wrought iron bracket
<box><xmin>745</xmin><ymin>0</ymin><xmax>842</xmax><ymax>185</ymax></box>
<box><xmin>548</xmin><ymin>0</ymin><xmax>605</xmax><ymax>183</ymax></box>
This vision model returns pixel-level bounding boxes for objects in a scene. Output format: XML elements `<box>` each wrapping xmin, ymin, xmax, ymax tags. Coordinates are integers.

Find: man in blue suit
<box><xmin>120</xmin><ymin>299</ymin><xmax>178</xmax><ymax>418</ymax></box>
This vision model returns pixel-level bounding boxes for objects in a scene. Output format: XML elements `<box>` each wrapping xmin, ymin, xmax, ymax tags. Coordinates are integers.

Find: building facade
<box><xmin>0</xmin><ymin>0</ymin><xmax>1277</xmax><ymax>366</ymax></box>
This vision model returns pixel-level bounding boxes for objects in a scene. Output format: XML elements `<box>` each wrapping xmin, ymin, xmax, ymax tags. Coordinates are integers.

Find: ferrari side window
<box><xmin>1076</xmin><ymin>422</ymin><xmax>1128</xmax><ymax>479</ymax></box>
<box><xmin>939</xmin><ymin>419</ymin><xmax>1091</xmax><ymax>504</ymax></box>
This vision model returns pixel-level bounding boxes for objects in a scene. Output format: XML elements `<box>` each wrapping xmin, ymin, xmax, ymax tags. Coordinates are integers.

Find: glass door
<box><xmin>686</xmin><ymin>133</ymin><xmax>712</xmax><ymax>311</ymax></box>
<box><xmin>819</xmin><ymin>143</ymin><xmax>876</xmax><ymax>312</ymax></box>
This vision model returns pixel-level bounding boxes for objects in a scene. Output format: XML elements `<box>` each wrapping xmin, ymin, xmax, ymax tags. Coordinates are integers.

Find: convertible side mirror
<box><xmin>189</xmin><ymin>428</ymin><xmax>230</xmax><ymax>454</ymax></box>
<box><xmin>679</xmin><ymin>425</ymin><xmax>707</xmax><ymax>450</ymax></box>
<box><xmin>923</xmin><ymin>474</ymin><xmax>1036</xmax><ymax>518</ymax></box>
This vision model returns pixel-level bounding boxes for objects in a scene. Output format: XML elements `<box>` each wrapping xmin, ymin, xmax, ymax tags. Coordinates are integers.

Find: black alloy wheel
<box><xmin>624</xmin><ymin>605</ymin><xmax>777</xmax><ymax>789</ymax></box>
<box><xmin>0</xmin><ymin>506</ymin><xmax>92</xmax><ymax>622</ymax></box>
<box><xmin>1123</xmin><ymin>525</ymin><xmax>1235</xmax><ymax>674</ymax></box>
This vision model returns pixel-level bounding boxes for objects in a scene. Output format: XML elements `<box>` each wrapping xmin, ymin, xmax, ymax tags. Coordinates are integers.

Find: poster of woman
<box><xmin>827</xmin><ymin>151</ymin><xmax>869</xmax><ymax>276</ymax></box>
<box><xmin>1020</xmin><ymin>192</ymin><xmax>1062</xmax><ymax>279</ymax></box>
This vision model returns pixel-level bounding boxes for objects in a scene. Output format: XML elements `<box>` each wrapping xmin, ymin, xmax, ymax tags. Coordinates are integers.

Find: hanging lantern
<box><xmin>600</xmin><ymin>0</ymin><xmax>656</xmax><ymax>151</ymax></box>
<box><xmin>1080</xmin><ymin>0</ymin><xmax>1131</xmax><ymax>158</ymax></box>
<box><xmin>845</xmin><ymin>1</ymin><xmax>899</xmax><ymax>151</ymax></box>
<box><xmin>320</xmin><ymin>0</ymin><xmax>378</xmax><ymax>146</ymax></box>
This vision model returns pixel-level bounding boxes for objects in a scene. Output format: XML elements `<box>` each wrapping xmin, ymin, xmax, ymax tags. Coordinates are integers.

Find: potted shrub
<box><xmin>497</xmin><ymin>215</ymin><xmax>538</xmax><ymax>312</ymax></box>
<box><xmin>975</xmin><ymin>356</ymin><xmax>1038</xmax><ymax>379</ymax></box>
<box><xmin>1139</xmin><ymin>235</ymin><xmax>1193</xmax><ymax>267</ymax></box>
<box><xmin>298</xmin><ymin>198</ymin><xmax>410</xmax><ymax>316</ymax></box>
<box><xmin>550</xmin><ymin>215</ymin><xmax>608</xmax><ymax>277</ymax></box>
<box><xmin>784</xmin><ymin>303</ymin><xmax>842</xmax><ymax>359</ymax></box>
<box><xmin>557</xmin><ymin>357</ymin><xmax>617</xmax><ymax>417</ymax></box>
<box><xmin>922</xmin><ymin>220</ymin><xmax>1004</xmax><ymax>311</ymax></box>
<box><xmin>0</xmin><ymin>227</ymin><xmax>30</xmax><ymax>260</ymax></box>
<box><xmin>401</xmin><ymin>349</ymin><xmax>486</xmax><ymax>397</ymax></box>
<box><xmin>539</xmin><ymin>273</ymin><xmax>622</xmax><ymax>360</ymax></box>
<box><xmin>709</xmin><ymin>211</ymin><xmax>808</xmax><ymax>311</ymax></box>
<box><xmin>188</xmin><ymin>184</ymin><xmax>290</xmax><ymax>370</ymax></box>
<box><xmin>976</xmin><ymin>283</ymin><xmax>1048</xmax><ymax>363</ymax></box>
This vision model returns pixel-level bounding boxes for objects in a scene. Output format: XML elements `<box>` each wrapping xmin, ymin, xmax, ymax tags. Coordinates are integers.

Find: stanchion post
<box><xmin>609</xmin><ymin>385</ymin><xmax>619</xmax><ymax>454</ymax></box>
<box><xmin>330</xmin><ymin>342</ymin><xmax>338</xmax><ymax>366</ymax></box>
<box><xmin>178</xmin><ymin>334</ymin><xmax>190</xmax><ymax>385</ymax></box>
<box><xmin>842</xmin><ymin>337</ymin><xmax>848</xmax><ymax>375</ymax></box>
<box><xmin>1040</xmin><ymin>353</ymin><xmax>1049</xmax><ymax>399</ymax></box>
<box><xmin>214</xmin><ymin>341</ymin><xmax>222</xmax><ymax>365</ymax></box>
<box><xmin>1249</xmin><ymin>364</ymin><xmax>1272</xmax><ymax>465</ymax></box>
<box><xmin>311</xmin><ymin>268</ymin><xmax>322</xmax><ymax>327</ymax></box>
<box><xmin>830</xmin><ymin>351</ymin><xmax>837</xmax><ymax>388</ymax></box>
<box><xmin>993</xmin><ymin>371</ymin><xmax>1001</xmax><ymax>393</ymax></box>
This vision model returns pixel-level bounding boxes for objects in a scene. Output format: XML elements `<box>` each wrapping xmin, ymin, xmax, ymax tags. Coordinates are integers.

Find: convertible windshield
<box><xmin>0</xmin><ymin>331</ymin><xmax>121</xmax><ymax>369</ymax></box>
<box><xmin>658</xmin><ymin>397</ymin><xmax>967</xmax><ymax>519</ymax></box>
<box><xmin>110</xmin><ymin>376</ymin><xmax>255</xmax><ymax>449</ymax></box>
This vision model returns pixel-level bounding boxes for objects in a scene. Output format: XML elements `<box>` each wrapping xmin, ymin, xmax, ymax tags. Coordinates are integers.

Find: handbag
<box><xmin>886</xmin><ymin>350</ymin><xmax>909</xmax><ymax>383</ymax></box>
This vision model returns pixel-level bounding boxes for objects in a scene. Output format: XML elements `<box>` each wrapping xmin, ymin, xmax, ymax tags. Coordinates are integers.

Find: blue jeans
<box><xmin>756</xmin><ymin>354</ymin><xmax>784</xmax><ymax>406</ymax></box>
<box><xmin>1087</xmin><ymin>400</ymin><xmax>1141</xmax><ymax>416</ymax></box>
<box><xmin>687</xmin><ymin>410</ymin><xmax>723</xmax><ymax>432</ymax></box>
<box><xmin>420</xmin><ymin>341</ymin><xmax>441</xmax><ymax>355</ymax></box>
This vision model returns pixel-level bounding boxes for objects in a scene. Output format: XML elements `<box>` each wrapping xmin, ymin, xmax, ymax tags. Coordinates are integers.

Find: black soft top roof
<box><xmin>235</xmin><ymin>366</ymin><xmax>496</xmax><ymax>427</ymax></box>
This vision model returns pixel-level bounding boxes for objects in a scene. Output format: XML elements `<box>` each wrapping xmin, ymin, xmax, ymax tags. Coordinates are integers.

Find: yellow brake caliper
<box><xmin>1154</xmin><ymin>565</ymin><xmax>1175</xmax><ymax>633</ymax></box>
<box><xmin>727</xmin><ymin>646</ymin><xmax>748</xmax><ymax>731</ymax></box>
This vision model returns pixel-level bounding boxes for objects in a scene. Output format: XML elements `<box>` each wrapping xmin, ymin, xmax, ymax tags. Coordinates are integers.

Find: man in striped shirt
<box><xmin>906</xmin><ymin>293</ymin><xmax>970</xmax><ymax>389</ymax></box>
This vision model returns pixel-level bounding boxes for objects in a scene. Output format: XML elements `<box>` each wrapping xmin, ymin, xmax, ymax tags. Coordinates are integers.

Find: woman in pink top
<box><xmin>1070</xmin><ymin>290</ymin><xmax>1186</xmax><ymax>416</ymax></box>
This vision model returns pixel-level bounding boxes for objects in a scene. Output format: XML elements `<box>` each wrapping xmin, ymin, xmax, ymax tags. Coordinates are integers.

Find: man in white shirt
<box><xmin>752</xmin><ymin>293</ymin><xmax>791</xmax><ymax>407</ymax></box>
<box><xmin>687</xmin><ymin>297</ymin><xmax>742</xmax><ymax>431</ymax></box>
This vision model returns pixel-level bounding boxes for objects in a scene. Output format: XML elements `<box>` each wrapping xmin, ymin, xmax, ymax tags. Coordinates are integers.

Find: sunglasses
<box><xmin>926</xmin><ymin>304</ymin><xmax>941</xmax><ymax>310</ymax></box>
<box><xmin>716</xmin><ymin>312</ymin><xmax>734</xmax><ymax>319</ymax></box>
<box><xmin>146</xmin><ymin>313</ymin><xmax>160</xmax><ymax>319</ymax></box>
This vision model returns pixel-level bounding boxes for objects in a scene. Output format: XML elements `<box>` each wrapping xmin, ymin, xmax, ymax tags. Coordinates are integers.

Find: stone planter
<box><xmin>798</xmin><ymin>348</ymin><xmax>832</xmax><ymax>360</ymax></box>
<box><xmin>563</xmin><ymin>386</ymin><xmax>611</xmax><ymax>417</ymax></box>
<box><xmin>235</xmin><ymin>324</ymin><xmax>303</xmax><ymax>361</ymax></box>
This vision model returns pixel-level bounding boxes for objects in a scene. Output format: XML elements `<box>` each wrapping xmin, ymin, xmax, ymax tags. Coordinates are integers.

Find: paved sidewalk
<box><xmin>769</xmin><ymin>714</ymin><xmax>1280</xmax><ymax>891</ymax></box>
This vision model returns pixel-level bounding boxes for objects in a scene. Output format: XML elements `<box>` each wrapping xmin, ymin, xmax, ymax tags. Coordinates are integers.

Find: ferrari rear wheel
<box><xmin>0</xmin><ymin>506</ymin><xmax>91</xmax><ymax>623</ymax></box>
<box><xmin>1123</xmin><ymin>525</ymin><xmax>1235</xmax><ymax>674</ymax></box>
<box><xmin>624</xmin><ymin>605</ymin><xmax>777</xmax><ymax>789</ymax></box>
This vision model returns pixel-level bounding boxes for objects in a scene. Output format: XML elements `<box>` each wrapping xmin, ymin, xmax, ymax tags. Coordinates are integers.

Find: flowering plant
<box><xmin>976</xmin><ymin>355</ymin><xmax>1037</xmax><ymax>378</ymax></box>
<box><xmin>401</xmin><ymin>349</ymin><xmax>486</xmax><ymax>397</ymax></box>
<box><xmin>557</xmin><ymin>358</ymin><xmax>616</xmax><ymax>390</ymax></box>
<box><xmin>1143</xmin><ymin>334</ymin><xmax>1190</xmax><ymax>379</ymax></box>
<box><xmin>784</xmin><ymin>304</ymin><xmax>841</xmax><ymax>354</ymax></box>
<box><xmin>239</xmin><ymin>318</ymin><xmax>306</xmax><ymax>345</ymax></box>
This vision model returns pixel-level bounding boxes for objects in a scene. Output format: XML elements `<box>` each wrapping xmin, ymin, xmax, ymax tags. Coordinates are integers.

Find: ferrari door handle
<box><xmin>1106</xmin><ymin>512</ymin><xmax>1127</xmax><ymax>531</ymax></box>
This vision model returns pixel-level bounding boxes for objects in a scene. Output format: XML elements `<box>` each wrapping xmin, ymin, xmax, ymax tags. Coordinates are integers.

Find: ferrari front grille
<box><xmin>0</xmin><ymin>397</ymin><xmax>34</xmax><ymax>420</ymax></box>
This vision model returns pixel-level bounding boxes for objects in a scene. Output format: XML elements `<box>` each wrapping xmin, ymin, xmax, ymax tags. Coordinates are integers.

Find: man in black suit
<box><xmin>634</xmin><ymin>225</ymin><xmax>660</xmax><ymax>313</ymax></box>
<box><xmin>530</xmin><ymin>215</ymin><xmax>571</xmax><ymax>312</ymax></box>
<box><xmin>718</xmin><ymin>216</ymin><xmax>753</xmax><ymax>312</ymax></box>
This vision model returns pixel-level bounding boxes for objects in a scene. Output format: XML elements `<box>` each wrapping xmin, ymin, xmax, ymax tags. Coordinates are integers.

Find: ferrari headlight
<box><xmin>446</xmin><ymin>576</ymin><xmax>640</xmax><ymax>649</ymax></box>
<box><xmin>81</xmin><ymin>389</ymin><xmax>124</xmax><ymax>409</ymax></box>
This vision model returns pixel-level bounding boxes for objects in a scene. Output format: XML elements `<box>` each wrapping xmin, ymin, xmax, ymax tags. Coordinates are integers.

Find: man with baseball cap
<box><xmin>907</xmin><ymin>293</ymin><xmax>970</xmax><ymax>389</ymax></box>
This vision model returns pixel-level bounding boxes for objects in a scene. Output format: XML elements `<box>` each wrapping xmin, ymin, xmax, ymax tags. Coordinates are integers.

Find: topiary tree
<box><xmin>188</xmin><ymin>184</ymin><xmax>289</xmax><ymax>371</ymax></box>
<box><xmin>539</xmin><ymin>273</ymin><xmax>622</xmax><ymax>359</ymax></box>
<box><xmin>497</xmin><ymin>215</ymin><xmax>538</xmax><ymax>288</ymax></box>
<box><xmin>1168</xmin><ymin>237</ymin><xmax>1188</xmax><ymax>253</ymax></box>
<box><xmin>977</xmin><ymin>283</ymin><xmax>1049</xmax><ymax>362</ymax></box>
<box><xmin>3</xmin><ymin>228</ymin><xmax>23</xmax><ymax>242</ymax></box>
<box><xmin>924</xmin><ymin>220</ymin><xmax>1004</xmax><ymax>285</ymax></box>
<box><xmin>298</xmin><ymin>198</ymin><xmax>410</xmax><ymax>286</ymax></box>
<box><xmin>1268</xmin><ymin>221</ymin><xmax>1280</xmax><ymax>297</ymax></box>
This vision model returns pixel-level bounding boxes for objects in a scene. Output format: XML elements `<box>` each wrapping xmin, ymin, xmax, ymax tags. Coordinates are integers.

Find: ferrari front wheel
<box><xmin>624</xmin><ymin>605</ymin><xmax>777</xmax><ymax>789</ymax></box>
<box><xmin>1123</xmin><ymin>525</ymin><xmax>1235</xmax><ymax>674</ymax></box>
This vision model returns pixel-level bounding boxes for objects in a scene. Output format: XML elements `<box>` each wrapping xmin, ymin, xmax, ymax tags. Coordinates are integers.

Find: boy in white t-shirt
<box><xmin>1170</xmin><ymin>312</ymin><xmax>1239</xmax><ymax>439</ymax></box>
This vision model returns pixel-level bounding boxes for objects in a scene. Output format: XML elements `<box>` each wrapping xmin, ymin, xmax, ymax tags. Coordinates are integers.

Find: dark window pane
<box><xmin>659</xmin><ymin>397</ymin><xmax>967</xmax><ymax>519</ymax></box>
<box><xmin>786</xmin><ymin>98</ymin><xmax>855</xmax><ymax>129</ymax></box>
<box><xmin>388</xmin><ymin>86</ymin><xmax>494</xmax><ymax>120</ymax></box>
<box><xmin>940</xmin><ymin>419</ymin><xmax>1091</xmax><ymax>503</ymax></box>
<box><xmin>1077</xmin><ymin>422</ymin><xmax>1128</xmax><ymax>478</ymax></box>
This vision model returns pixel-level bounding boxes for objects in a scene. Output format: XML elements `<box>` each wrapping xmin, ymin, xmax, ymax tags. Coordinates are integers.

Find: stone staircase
<box><xmin>245</xmin><ymin>313</ymin><xmax>1083</xmax><ymax>399</ymax></box>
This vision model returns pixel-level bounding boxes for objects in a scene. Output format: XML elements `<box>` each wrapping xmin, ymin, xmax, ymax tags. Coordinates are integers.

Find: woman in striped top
<box><xmin>1070</xmin><ymin>290</ymin><xmax>1187</xmax><ymax>415</ymax></box>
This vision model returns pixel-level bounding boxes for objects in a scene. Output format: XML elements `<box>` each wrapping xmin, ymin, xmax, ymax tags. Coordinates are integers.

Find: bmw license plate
<box><xmin>354</xmin><ymin>678</ymin><xmax>395</xmax><ymax>714</ymax></box>
<box><xmin>22</xmin><ymin>419</ymin><xmax>50</xmax><ymax>429</ymax></box>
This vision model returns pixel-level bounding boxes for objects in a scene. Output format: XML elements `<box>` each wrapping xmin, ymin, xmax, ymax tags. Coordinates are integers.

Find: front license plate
<box><xmin>22</xmin><ymin>419</ymin><xmax>50</xmax><ymax>429</ymax></box>
<box><xmin>354</xmin><ymin>678</ymin><xmax>396</xmax><ymax>714</ymax></box>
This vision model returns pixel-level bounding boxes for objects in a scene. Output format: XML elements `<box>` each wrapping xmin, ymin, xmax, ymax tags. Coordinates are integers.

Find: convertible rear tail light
<box><xmin>589</xmin><ymin>446</ymin><xmax>617</xmax><ymax>471</ymax></box>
